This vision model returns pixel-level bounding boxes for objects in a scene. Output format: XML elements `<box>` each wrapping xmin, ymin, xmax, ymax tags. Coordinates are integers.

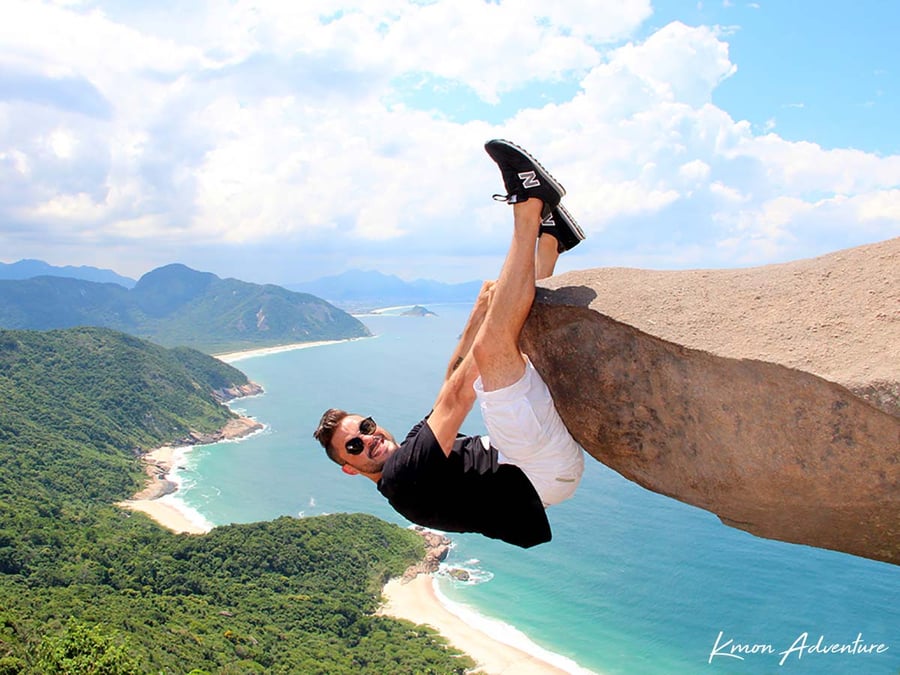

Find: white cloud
<box><xmin>852</xmin><ymin>189</ymin><xmax>900</xmax><ymax>224</ymax></box>
<box><xmin>604</xmin><ymin>22</ymin><xmax>737</xmax><ymax>107</ymax></box>
<box><xmin>736</xmin><ymin>135</ymin><xmax>900</xmax><ymax>194</ymax></box>
<box><xmin>709</xmin><ymin>180</ymin><xmax>747</xmax><ymax>202</ymax></box>
<box><xmin>47</xmin><ymin>128</ymin><xmax>76</xmax><ymax>158</ymax></box>
<box><xmin>679</xmin><ymin>159</ymin><xmax>712</xmax><ymax>183</ymax></box>
<box><xmin>0</xmin><ymin>0</ymin><xmax>898</xmax><ymax>283</ymax></box>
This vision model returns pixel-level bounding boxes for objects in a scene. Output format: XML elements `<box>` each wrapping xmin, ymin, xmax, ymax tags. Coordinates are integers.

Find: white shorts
<box><xmin>474</xmin><ymin>356</ymin><xmax>584</xmax><ymax>507</ymax></box>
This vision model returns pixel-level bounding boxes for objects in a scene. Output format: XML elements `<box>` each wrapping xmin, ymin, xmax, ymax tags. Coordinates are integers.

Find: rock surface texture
<box><xmin>521</xmin><ymin>237</ymin><xmax>899</xmax><ymax>565</ymax></box>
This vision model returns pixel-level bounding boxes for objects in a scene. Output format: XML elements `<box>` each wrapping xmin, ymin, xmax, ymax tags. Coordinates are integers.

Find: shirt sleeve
<box><xmin>382</xmin><ymin>419</ymin><xmax>445</xmax><ymax>494</ymax></box>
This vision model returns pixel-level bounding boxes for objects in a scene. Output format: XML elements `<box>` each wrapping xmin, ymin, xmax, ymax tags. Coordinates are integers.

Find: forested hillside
<box><xmin>0</xmin><ymin>328</ymin><xmax>470</xmax><ymax>673</ymax></box>
<box><xmin>0</xmin><ymin>264</ymin><xmax>370</xmax><ymax>353</ymax></box>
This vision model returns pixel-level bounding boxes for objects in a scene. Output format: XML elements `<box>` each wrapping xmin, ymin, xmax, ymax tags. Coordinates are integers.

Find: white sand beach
<box><xmin>117</xmin><ymin>446</ymin><xmax>211</xmax><ymax>535</ymax></box>
<box><xmin>215</xmin><ymin>338</ymin><xmax>365</xmax><ymax>363</ymax></box>
<box><xmin>121</xmin><ymin>495</ymin><xmax>210</xmax><ymax>534</ymax></box>
<box><xmin>116</xmin><ymin>412</ymin><xmax>264</xmax><ymax>534</ymax></box>
<box><xmin>379</xmin><ymin>575</ymin><xmax>573</xmax><ymax>675</ymax></box>
<box><xmin>120</xmin><ymin>339</ymin><xmax>355</xmax><ymax>530</ymax></box>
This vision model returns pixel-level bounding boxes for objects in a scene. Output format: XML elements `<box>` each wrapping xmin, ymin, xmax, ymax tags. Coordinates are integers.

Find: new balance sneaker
<box><xmin>540</xmin><ymin>203</ymin><xmax>585</xmax><ymax>253</ymax></box>
<box><xmin>484</xmin><ymin>139</ymin><xmax>565</xmax><ymax>217</ymax></box>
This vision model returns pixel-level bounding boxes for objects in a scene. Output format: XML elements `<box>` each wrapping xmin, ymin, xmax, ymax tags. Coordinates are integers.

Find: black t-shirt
<box><xmin>377</xmin><ymin>418</ymin><xmax>551</xmax><ymax>548</ymax></box>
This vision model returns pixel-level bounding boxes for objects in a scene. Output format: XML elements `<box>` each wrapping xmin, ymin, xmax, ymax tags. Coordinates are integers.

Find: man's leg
<box><xmin>536</xmin><ymin>204</ymin><xmax>586</xmax><ymax>280</ymax></box>
<box><xmin>474</xmin><ymin>139</ymin><xmax>565</xmax><ymax>392</ymax></box>
<box><xmin>474</xmin><ymin>140</ymin><xmax>584</xmax><ymax>506</ymax></box>
<box><xmin>536</xmin><ymin>233</ymin><xmax>561</xmax><ymax>280</ymax></box>
<box><xmin>473</xmin><ymin>201</ymin><xmax>584</xmax><ymax>506</ymax></box>
<box><xmin>472</xmin><ymin>198</ymin><xmax>543</xmax><ymax>392</ymax></box>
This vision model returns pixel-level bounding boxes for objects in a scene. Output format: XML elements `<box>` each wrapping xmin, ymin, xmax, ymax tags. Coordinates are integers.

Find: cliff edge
<box><xmin>521</xmin><ymin>237</ymin><xmax>899</xmax><ymax>565</ymax></box>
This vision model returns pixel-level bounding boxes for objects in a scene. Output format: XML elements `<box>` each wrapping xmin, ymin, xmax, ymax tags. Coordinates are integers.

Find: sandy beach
<box><xmin>121</xmin><ymin>495</ymin><xmax>210</xmax><ymax>534</ymax></box>
<box><xmin>379</xmin><ymin>575</ymin><xmax>578</xmax><ymax>675</ymax></box>
<box><xmin>117</xmin><ymin>407</ymin><xmax>264</xmax><ymax>534</ymax></box>
<box><xmin>117</xmin><ymin>445</ymin><xmax>211</xmax><ymax>535</ymax></box>
<box><xmin>118</xmin><ymin>338</ymin><xmax>355</xmax><ymax>529</ymax></box>
<box><xmin>215</xmin><ymin>338</ymin><xmax>364</xmax><ymax>363</ymax></box>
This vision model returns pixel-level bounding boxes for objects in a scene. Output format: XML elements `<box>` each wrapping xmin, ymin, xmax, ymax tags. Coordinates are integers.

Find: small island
<box><xmin>401</xmin><ymin>305</ymin><xmax>437</xmax><ymax>317</ymax></box>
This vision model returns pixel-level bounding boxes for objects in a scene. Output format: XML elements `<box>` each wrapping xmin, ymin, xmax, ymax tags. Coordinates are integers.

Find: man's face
<box><xmin>331</xmin><ymin>414</ymin><xmax>399</xmax><ymax>476</ymax></box>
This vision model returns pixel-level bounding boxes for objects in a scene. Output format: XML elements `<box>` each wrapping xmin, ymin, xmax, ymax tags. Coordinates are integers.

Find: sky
<box><xmin>1</xmin><ymin>0</ymin><xmax>898</xmax><ymax>285</ymax></box>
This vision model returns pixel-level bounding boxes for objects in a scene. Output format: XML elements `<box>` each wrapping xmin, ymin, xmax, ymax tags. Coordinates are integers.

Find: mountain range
<box><xmin>0</xmin><ymin>258</ymin><xmax>135</xmax><ymax>287</ymax></box>
<box><xmin>0</xmin><ymin>263</ymin><xmax>369</xmax><ymax>353</ymax></box>
<box><xmin>287</xmin><ymin>269</ymin><xmax>482</xmax><ymax>309</ymax></box>
<box><xmin>1</xmin><ymin>259</ymin><xmax>482</xmax><ymax>312</ymax></box>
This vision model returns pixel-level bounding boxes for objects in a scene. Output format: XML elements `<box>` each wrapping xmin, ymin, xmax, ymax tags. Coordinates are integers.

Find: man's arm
<box><xmin>429</xmin><ymin>281</ymin><xmax>494</xmax><ymax>455</ymax></box>
<box><xmin>444</xmin><ymin>281</ymin><xmax>494</xmax><ymax>380</ymax></box>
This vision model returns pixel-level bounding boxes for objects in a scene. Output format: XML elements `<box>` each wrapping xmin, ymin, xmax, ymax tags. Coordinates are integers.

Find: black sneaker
<box><xmin>541</xmin><ymin>203</ymin><xmax>585</xmax><ymax>252</ymax></box>
<box><xmin>484</xmin><ymin>139</ymin><xmax>565</xmax><ymax>217</ymax></box>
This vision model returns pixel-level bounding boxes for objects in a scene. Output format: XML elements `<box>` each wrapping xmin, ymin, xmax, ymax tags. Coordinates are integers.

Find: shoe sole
<box><xmin>542</xmin><ymin>203</ymin><xmax>585</xmax><ymax>252</ymax></box>
<box><xmin>555</xmin><ymin>203</ymin><xmax>585</xmax><ymax>241</ymax></box>
<box><xmin>485</xmin><ymin>139</ymin><xmax>566</xmax><ymax>201</ymax></box>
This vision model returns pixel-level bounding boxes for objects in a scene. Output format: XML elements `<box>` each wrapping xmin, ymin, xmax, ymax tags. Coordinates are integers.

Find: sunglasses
<box><xmin>345</xmin><ymin>416</ymin><xmax>377</xmax><ymax>455</ymax></box>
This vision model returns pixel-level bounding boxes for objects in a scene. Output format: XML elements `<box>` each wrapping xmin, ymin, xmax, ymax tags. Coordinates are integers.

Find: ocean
<box><xmin>169</xmin><ymin>303</ymin><xmax>900</xmax><ymax>674</ymax></box>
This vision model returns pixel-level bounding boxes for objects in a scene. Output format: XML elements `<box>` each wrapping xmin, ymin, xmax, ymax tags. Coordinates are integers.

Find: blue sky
<box><xmin>0</xmin><ymin>0</ymin><xmax>897</xmax><ymax>285</ymax></box>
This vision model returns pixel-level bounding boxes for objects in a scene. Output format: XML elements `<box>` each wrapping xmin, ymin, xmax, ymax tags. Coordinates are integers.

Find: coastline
<box><xmin>121</xmin><ymin>337</ymin><xmax>354</xmax><ymax>532</ymax></box>
<box><xmin>379</xmin><ymin>574</ymin><xmax>581</xmax><ymax>675</ymax></box>
<box><xmin>377</xmin><ymin>530</ymin><xmax>595</xmax><ymax>675</ymax></box>
<box><xmin>117</xmin><ymin>416</ymin><xmax>264</xmax><ymax>535</ymax></box>
<box><xmin>117</xmin><ymin>444</ymin><xmax>212</xmax><ymax>534</ymax></box>
<box><xmin>215</xmin><ymin>337</ymin><xmax>366</xmax><ymax>363</ymax></box>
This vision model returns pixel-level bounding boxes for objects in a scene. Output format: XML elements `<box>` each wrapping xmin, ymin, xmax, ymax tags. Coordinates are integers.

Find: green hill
<box><xmin>0</xmin><ymin>264</ymin><xmax>370</xmax><ymax>353</ymax></box>
<box><xmin>0</xmin><ymin>328</ymin><xmax>470</xmax><ymax>673</ymax></box>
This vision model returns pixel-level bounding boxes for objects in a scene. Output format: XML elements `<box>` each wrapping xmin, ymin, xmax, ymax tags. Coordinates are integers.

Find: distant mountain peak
<box><xmin>133</xmin><ymin>264</ymin><xmax>219</xmax><ymax>316</ymax></box>
<box><xmin>288</xmin><ymin>268</ymin><xmax>482</xmax><ymax>310</ymax></box>
<box><xmin>135</xmin><ymin>263</ymin><xmax>218</xmax><ymax>290</ymax></box>
<box><xmin>0</xmin><ymin>258</ymin><xmax>135</xmax><ymax>288</ymax></box>
<box><xmin>0</xmin><ymin>263</ymin><xmax>370</xmax><ymax>352</ymax></box>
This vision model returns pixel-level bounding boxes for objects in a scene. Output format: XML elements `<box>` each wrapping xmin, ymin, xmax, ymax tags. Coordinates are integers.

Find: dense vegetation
<box><xmin>0</xmin><ymin>328</ymin><xmax>471</xmax><ymax>673</ymax></box>
<box><xmin>0</xmin><ymin>264</ymin><xmax>370</xmax><ymax>353</ymax></box>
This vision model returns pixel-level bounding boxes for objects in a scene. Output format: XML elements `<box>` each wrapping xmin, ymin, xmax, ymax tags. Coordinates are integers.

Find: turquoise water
<box><xmin>173</xmin><ymin>304</ymin><xmax>900</xmax><ymax>674</ymax></box>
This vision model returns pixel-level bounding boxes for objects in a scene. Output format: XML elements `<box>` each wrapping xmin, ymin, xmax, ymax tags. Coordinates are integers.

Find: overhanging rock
<box><xmin>521</xmin><ymin>242</ymin><xmax>899</xmax><ymax>566</ymax></box>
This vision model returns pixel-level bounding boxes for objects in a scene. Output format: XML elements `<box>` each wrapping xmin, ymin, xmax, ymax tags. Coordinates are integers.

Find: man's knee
<box><xmin>473</xmin><ymin>334</ymin><xmax>526</xmax><ymax>391</ymax></box>
<box><xmin>472</xmin><ymin>331</ymin><xmax>511</xmax><ymax>368</ymax></box>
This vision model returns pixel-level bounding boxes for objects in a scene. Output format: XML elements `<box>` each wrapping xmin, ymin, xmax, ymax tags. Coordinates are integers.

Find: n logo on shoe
<box><xmin>518</xmin><ymin>170</ymin><xmax>540</xmax><ymax>189</ymax></box>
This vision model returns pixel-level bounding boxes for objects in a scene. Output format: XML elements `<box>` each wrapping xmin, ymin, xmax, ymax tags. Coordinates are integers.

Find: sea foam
<box><xmin>433</xmin><ymin>577</ymin><xmax>600</xmax><ymax>675</ymax></box>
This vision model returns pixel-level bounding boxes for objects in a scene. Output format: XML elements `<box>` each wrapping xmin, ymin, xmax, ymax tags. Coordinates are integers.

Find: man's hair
<box><xmin>313</xmin><ymin>408</ymin><xmax>348</xmax><ymax>465</ymax></box>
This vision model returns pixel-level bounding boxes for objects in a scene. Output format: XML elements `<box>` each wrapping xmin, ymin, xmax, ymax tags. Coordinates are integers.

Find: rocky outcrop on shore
<box><xmin>129</xmin><ymin>388</ymin><xmax>265</xmax><ymax>504</ymax></box>
<box><xmin>400</xmin><ymin>528</ymin><xmax>452</xmax><ymax>582</ymax></box>
<box><xmin>521</xmin><ymin>237</ymin><xmax>899</xmax><ymax>565</ymax></box>
<box><xmin>212</xmin><ymin>382</ymin><xmax>264</xmax><ymax>403</ymax></box>
<box><xmin>129</xmin><ymin>454</ymin><xmax>179</xmax><ymax>501</ymax></box>
<box><xmin>183</xmin><ymin>415</ymin><xmax>263</xmax><ymax>445</ymax></box>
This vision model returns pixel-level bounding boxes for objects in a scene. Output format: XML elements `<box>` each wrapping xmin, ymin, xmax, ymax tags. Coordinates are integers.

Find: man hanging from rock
<box><xmin>313</xmin><ymin>140</ymin><xmax>586</xmax><ymax>548</ymax></box>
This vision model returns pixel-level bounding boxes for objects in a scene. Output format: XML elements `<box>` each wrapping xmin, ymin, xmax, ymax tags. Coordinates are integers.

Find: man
<box><xmin>314</xmin><ymin>140</ymin><xmax>585</xmax><ymax>548</ymax></box>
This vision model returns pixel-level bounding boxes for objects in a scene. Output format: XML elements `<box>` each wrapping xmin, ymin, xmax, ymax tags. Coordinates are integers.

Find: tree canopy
<box><xmin>0</xmin><ymin>327</ymin><xmax>471</xmax><ymax>673</ymax></box>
